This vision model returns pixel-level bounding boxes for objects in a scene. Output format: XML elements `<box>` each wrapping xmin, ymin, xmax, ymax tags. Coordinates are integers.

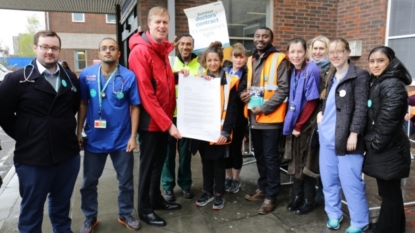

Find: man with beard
<box><xmin>0</xmin><ymin>30</ymin><xmax>81</xmax><ymax>233</ymax></box>
<box><xmin>162</xmin><ymin>34</ymin><xmax>203</xmax><ymax>202</ymax></box>
<box><xmin>77</xmin><ymin>38</ymin><xmax>141</xmax><ymax>232</ymax></box>
<box><xmin>238</xmin><ymin>27</ymin><xmax>289</xmax><ymax>215</ymax></box>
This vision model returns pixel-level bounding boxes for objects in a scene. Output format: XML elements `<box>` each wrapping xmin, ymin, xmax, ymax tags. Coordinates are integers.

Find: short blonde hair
<box><xmin>148</xmin><ymin>6</ymin><xmax>170</xmax><ymax>22</ymax></box>
<box><xmin>308</xmin><ymin>35</ymin><xmax>330</xmax><ymax>60</ymax></box>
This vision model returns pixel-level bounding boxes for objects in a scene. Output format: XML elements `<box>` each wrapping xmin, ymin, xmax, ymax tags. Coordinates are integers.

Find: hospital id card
<box><xmin>94</xmin><ymin>119</ymin><xmax>107</xmax><ymax>128</ymax></box>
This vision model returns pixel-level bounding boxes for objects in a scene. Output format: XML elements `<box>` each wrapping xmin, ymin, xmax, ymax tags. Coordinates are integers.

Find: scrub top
<box><xmin>79</xmin><ymin>64</ymin><xmax>140</xmax><ymax>153</ymax></box>
<box><xmin>282</xmin><ymin>62</ymin><xmax>320</xmax><ymax>135</ymax></box>
<box><xmin>318</xmin><ymin>70</ymin><xmax>348</xmax><ymax>149</ymax></box>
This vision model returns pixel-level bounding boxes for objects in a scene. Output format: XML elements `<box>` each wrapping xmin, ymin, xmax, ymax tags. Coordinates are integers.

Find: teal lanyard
<box><xmin>43</xmin><ymin>74</ymin><xmax>60</xmax><ymax>92</ymax></box>
<box><xmin>97</xmin><ymin>66</ymin><xmax>118</xmax><ymax>117</ymax></box>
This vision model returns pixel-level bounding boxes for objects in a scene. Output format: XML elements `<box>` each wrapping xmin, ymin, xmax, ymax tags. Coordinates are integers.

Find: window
<box><xmin>74</xmin><ymin>51</ymin><xmax>86</xmax><ymax>70</ymax></box>
<box><xmin>72</xmin><ymin>13</ymin><xmax>85</xmax><ymax>22</ymax></box>
<box><xmin>222</xmin><ymin>0</ymin><xmax>272</xmax><ymax>55</ymax></box>
<box><xmin>106</xmin><ymin>14</ymin><xmax>116</xmax><ymax>24</ymax></box>
<box><xmin>386</xmin><ymin>0</ymin><xmax>415</xmax><ymax>80</ymax></box>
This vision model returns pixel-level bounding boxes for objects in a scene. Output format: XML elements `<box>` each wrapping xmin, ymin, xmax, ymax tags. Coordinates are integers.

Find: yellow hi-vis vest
<box><xmin>244</xmin><ymin>52</ymin><xmax>287</xmax><ymax>123</ymax></box>
<box><xmin>169</xmin><ymin>56</ymin><xmax>204</xmax><ymax>117</ymax></box>
<box><xmin>210</xmin><ymin>74</ymin><xmax>239</xmax><ymax>145</ymax></box>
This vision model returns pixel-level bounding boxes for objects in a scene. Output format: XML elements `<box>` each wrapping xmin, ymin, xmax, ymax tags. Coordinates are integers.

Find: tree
<box><xmin>17</xmin><ymin>14</ymin><xmax>41</xmax><ymax>57</ymax></box>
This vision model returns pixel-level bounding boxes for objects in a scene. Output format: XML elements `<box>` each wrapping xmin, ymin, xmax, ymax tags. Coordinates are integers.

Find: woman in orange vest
<box><xmin>191</xmin><ymin>41</ymin><xmax>238</xmax><ymax>210</ymax></box>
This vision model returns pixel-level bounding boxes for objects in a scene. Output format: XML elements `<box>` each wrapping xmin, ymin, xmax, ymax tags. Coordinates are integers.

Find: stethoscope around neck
<box><xmin>20</xmin><ymin>63</ymin><xmax>77</xmax><ymax>92</ymax></box>
<box><xmin>98</xmin><ymin>64</ymin><xmax>125</xmax><ymax>99</ymax></box>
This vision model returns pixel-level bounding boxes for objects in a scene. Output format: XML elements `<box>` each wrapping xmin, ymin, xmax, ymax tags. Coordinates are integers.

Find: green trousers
<box><xmin>161</xmin><ymin>133</ymin><xmax>192</xmax><ymax>191</ymax></box>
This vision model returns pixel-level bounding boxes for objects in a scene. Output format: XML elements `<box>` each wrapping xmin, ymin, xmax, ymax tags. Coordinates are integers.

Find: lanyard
<box><xmin>43</xmin><ymin>74</ymin><xmax>60</xmax><ymax>92</ymax></box>
<box><xmin>97</xmin><ymin>66</ymin><xmax>118</xmax><ymax>117</ymax></box>
<box><xmin>291</xmin><ymin>69</ymin><xmax>301</xmax><ymax>102</ymax></box>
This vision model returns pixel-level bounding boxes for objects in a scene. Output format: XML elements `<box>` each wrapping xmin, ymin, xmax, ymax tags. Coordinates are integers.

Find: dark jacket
<box><xmin>363</xmin><ymin>58</ymin><xmax>412</xmax><ymax>180</ymax></box>
<box><xmin>0</xmin><ymin>60</ymin><xmax>81</xmax><ymax>166</ymax></box>
<box><xmin>128</xmin><ymin>31</ymin><xmax>176</xmax><ymax>132</ymax></box>
<box><xmin>321</xmin><ymin>61</ymin><xmax>370</xmax><ymax>155</ymax></box>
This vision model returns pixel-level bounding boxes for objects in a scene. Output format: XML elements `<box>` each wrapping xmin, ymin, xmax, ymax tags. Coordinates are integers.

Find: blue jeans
<box><xmin>15</xmin><ymin>154</ymin><xmax>80</xmax><ymax>233</ymax></box>
<box><xmin>80</xmin><ymin>150</ymin><xmax>134</xmax><ymax>218</ymax></box>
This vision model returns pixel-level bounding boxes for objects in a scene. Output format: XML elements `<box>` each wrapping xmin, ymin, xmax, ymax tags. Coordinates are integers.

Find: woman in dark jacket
<box><xmin>363</xmin><ymin>46</ymin><xmax>412</xmax><ymax>233</ymax></box>
<box><xmin>317</xmin><ymin>38</ymin><xmax>370</xmax><ymax>233</ymax></box>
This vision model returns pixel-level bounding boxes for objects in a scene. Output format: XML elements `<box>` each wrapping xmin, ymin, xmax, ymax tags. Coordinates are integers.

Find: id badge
<box><xmin>289</xmin><ymin>103</ymin><xmax>296</xmax><ymax>111</ymax></box>
<box><xmin>94</xmin><ymin>119</ymin><xmax>107</xmax><ymax>128</ymax></box>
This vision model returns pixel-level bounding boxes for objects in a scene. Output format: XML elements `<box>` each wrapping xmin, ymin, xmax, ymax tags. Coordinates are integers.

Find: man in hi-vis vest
<box><xmin>238</xmin><ymin>27</ymin><xmax>289</xmax><ymax>215</ymax></box>
<box><xmin>162</xmin><ymin>34</ymin><xmax>203</xmax><ymax>202</ymax></box>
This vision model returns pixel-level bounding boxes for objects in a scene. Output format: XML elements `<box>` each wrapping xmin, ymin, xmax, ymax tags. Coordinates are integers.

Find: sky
<box><xmin>0</xmin><ymin>9</ymin><xmax>45</xmax><ymax>55</ymax></box>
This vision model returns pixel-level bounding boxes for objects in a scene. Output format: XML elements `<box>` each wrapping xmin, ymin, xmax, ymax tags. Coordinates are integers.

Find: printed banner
<box><xmin>184</xmin><ymin>1</ymin><xmax>230</xmax><ymax>54</ymax></box>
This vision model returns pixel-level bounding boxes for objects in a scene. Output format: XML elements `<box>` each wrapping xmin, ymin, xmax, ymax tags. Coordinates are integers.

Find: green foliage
<box><xmin>17</xmin><ymin>14</ymin><xmax>41</xmax><ymax>57</ymax></box>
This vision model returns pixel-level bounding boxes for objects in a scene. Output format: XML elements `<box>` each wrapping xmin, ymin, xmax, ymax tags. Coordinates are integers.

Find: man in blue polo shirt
<box><xmin>77</xmin><ymin>37</ymin><xmax>140</xmax><ymax>233</ymax></box>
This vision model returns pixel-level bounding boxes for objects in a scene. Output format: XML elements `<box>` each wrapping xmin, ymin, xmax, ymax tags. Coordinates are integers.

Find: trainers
<box><xmin>118</xmin><ymin>214</ymin><xmax>140</xmax><ymax>230</ymax></box>
<box><xmin>80</xmin><ymin>217</ymin><xmax>98</xmax><ymax>233</ymax></box>
<box><xmin>345</xmin><ymin>225</ymin><xmax>369</xmax><ymax>233</ymax></box>
<box><xmin>196</xmin><ymin>191</ymin><xmax>214</xmax><ymax>207</ymax></box>
<box><xmin>225</xmin><ymin>178</ymin><xmax>232</xmax><ymax>192</ymax></box>
<box><xmin>327</xmin><ymin>216</ymin><xmax>344</xmax><ymax>230</ymax></box>
<box><xmin>213</xmin><ymin>193</ymin><xmax>225</xmax><ymax>210</ymax></box>
<box><xmin>163</xmin><ymin>190</ymin><xmax>176</xmax><ymax>202</ymax></box>
<box><xmin>228</xmin><ymin>179</ymin><xmax>241</xmax><ymax>193</ymax></box>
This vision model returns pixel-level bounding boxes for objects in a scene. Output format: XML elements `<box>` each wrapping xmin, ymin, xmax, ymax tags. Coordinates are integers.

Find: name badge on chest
<box><xmin>289</xmin><ymin>103</ymin><xmax>296</xmax><ymax>111</ymax></box>
<box><xmin>94</xmin><ymin>119</ymin><xmax>107</xmax><ymax>128</ymax></box>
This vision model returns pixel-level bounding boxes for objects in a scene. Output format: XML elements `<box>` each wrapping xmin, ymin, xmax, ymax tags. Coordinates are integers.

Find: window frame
<box><xmin>221</xmin><ymin>0</ymin><xmax>273</xmax><ymax>45</ymax></box>
<box><xmin>72</xmin><ymin>13</ymin><xmax>85</xmax><ymax>22</ymax></box>
<box><xmin>74</xmin><ymin>50</ymin><xmax>86</xmax><ymax>71</ymax></box>
<box><xmin>385</xmin><ymin>0</ymin><xmax>415</xmax><ymax>81</ymax></box>
<box><xmin>106</xmin><ymin>14</ymin><xmax>116</xmax><ymax>24</ymax></box>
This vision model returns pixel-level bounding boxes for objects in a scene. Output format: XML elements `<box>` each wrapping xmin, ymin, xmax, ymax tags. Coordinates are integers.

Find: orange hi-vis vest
<box><xmin>244</xmin><ymin>52</ymin><xmax>287</xmax><ymax>123</ymax></box>
<box><xmin>210</xmin><ymin>74</ymin><xmax>239</xmax><ymax>145</ymax></box>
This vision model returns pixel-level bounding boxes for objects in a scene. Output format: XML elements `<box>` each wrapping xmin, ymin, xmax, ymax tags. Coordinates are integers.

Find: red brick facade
<box><xmin>132</xmin><ymin>0</ymin><xmax>387</xmax><ymax>70</ymax></box>
<box><xmin>48</xmin><ymin>12</ymin><xmax>116</xmax><ymax>75</ymax></box>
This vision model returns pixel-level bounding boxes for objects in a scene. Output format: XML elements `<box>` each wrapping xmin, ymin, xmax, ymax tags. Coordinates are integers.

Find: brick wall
<box><xmin>336</xmin><ymin>0</ymin><xmax>388</xmax><ymax>69</ymax></box>
<box><xmin>137</xmin><ymin>0</ymin><xmax>216</xmax><ymax>36</ymax></box>
<box><xmin>59</xmin><ymin>49</ymin><xmax>99</xmax><ymax>76</ymax></box>
<box><xmin>273</xmin><ymin>0</ymin><xmax>338</xmax><ymax>52</ymax></box>
<box><xmin>48</xmin><ymin>12</ymin><xmax>116</xmax><ymax>34</ymax></box>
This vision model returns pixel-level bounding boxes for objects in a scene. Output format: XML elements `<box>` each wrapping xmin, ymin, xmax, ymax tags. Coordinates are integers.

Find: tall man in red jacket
<box><xmin>128</xmin><ymin>6</ymin><xmax>184</xmax><ymax>227</ymax></box>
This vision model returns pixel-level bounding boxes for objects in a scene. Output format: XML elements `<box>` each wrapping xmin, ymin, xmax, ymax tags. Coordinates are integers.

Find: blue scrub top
<box><xmin>282</xmin><ymin>62</ymin><xmax>320</xmax><ymax>135</ymax></box>
<box><xmin>318</xmin><ymin>70</ymin><xmax>348</xmax><ymax>149</ymax></box>
<box><xmin>79</xmin><ymin>64</ymin><xmax>141</xmax><ymax>153</ymax></box>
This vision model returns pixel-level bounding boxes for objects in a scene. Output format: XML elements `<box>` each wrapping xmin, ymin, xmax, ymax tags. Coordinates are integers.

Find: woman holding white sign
<box><xmin>190</xmin><ymin>41</ymin><xmax>238</xmax><ymax>210</ymax></box>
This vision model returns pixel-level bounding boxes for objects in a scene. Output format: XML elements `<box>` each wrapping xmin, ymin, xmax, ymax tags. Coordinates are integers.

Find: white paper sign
<box><xmin>183</xmin><ymin>1</ymin><xmax>230</xmax><ymax>54</ymax></box>
<box><xmin>177</xmin><ymin>74</ymin><xmax>221</xmax><ymax>142</ymax></box>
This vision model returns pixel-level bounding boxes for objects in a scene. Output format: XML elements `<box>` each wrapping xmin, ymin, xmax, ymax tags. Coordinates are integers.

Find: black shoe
<box><xmin>139</xmin><ymin>213</ymin><xmax>166</xmax><ymax>227</ymax></box>
<box><xmin>163</xmin><ymin>190</ymin><xmax>176</xmax><ymax>202</ymax></box>
<box><xmin>295</xmin><ymin>199</ymin><xmax>314</xmax><ymax>215</ymax></box>
<box><xmin>153</xmin><ymin>199</ymin><xmax>181</xmax><ymax>210</ymax></box>
<box><xmin>182</xmin><ymin>189</ymin><xmax>194</xmax><ymax>199</ymax></box>
<box><xmin>286</xmin><ymin>196</ymin><xmax>303</xmax><ymax>212</ymax></box>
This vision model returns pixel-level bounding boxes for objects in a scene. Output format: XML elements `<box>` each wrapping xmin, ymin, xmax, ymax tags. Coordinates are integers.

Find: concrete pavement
<box><xmin>0</xmin><ymin>152</ymin><xmax>414</xmax><ymax>233</ymax></box>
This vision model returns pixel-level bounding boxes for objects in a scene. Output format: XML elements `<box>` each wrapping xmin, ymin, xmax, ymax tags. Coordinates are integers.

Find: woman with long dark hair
<box><xmin>363</xmin><ymin>46</ymin><xmax>412</xmax><ymax>233</ymax></box>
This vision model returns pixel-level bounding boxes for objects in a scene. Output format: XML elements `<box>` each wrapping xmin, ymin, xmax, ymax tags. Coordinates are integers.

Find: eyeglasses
<box><xmin>328</xmin><ymin>50</ymin><xmax>346</xmax><ymax>56</ymax></box>
<box><xmin>99</xmin><ymin>46</ymin><xmax>118</xmax><ymax>52</ymax></box>
<box><xmin>38</xmin><ymin>45</ymin><xmax>60</xmax><ymax>52</ymax></box>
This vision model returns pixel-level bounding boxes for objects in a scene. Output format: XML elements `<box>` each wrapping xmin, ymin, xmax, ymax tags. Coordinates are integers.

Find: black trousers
<box><xmin>292</xmin><ymin>176</ymin><xmax>316</xmax><ymax>201</ymax></box>
<box><xmin>138</xmin><ymin>130</ymin><xmax>168</xmax><ymax>214</ymax></box>
<box><xmin>225</xmin><ymin>124</ymin><xmax>245</xmax><ymax>170</ymax></box>
<box><xmin>199</xmin><ymin>142</ymin><xmax>226</xmax><ymax>194</ymax></box>
<box><xmin>251</xmin><ymin>128</ymin><xmax>281</xmax><ymax>200</ymax></box>
<box><xmin>375</xmin><ymin>178</ymin><xmax>406</xmax><ymax>233</ymax></box>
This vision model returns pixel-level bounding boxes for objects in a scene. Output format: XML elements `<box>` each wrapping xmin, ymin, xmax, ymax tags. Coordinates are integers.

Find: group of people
<box><xmin>0</xmin><ymin>5</ymin><xmax>411</xmax><ymax>233</ymax></box>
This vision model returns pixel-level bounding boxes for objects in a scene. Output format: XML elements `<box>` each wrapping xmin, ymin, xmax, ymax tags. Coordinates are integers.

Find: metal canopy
<box><xmin>0</xmin><ymin>0</ymin><xmax>125</xmax><ymax>14</ymax></box>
